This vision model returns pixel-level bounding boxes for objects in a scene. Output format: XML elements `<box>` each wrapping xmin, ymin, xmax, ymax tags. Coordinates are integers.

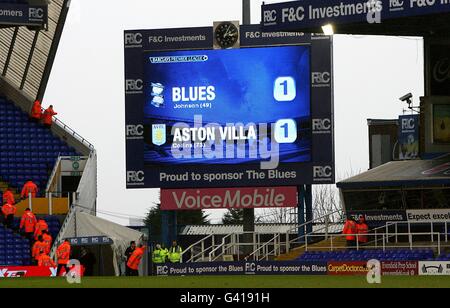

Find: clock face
<box><xmin>215</xmin><ymin>22</ymin><xmax>239</xmax><ymax>49</ymax></box>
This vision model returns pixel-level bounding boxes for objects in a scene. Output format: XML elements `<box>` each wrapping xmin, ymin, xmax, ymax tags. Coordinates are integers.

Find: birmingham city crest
<box><xmin>151</xmin><ymin>83</ymin><xmax>165</xmax><ymax>108</ymax></box>
<box><xmin>152</xmin><ymin>124</ymin><xmax>166</xmax><ymax>146</ymax></box>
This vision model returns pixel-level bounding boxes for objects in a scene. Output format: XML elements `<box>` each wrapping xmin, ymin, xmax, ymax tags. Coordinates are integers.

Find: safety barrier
<box><xmin>303</xmin><ymin>232</ymin><xmax>442</xmax><ymax>256</ymax></box>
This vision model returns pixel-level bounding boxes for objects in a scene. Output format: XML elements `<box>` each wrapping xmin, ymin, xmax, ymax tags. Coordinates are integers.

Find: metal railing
<box><xmin>53</xmin><ymin>115</ymin><xmax>95</xmax><ymax>150</ymax></box>
<box><xmin>38</xmin><ymin>105</ymin><xmax>95</xmax><ymax>151</ymax></box>
<box><xmin>207</xmin><ymin>232</ymin><xmax>289</xmax><ymax>262</ymax></box>
<box><xmin>245</xmin><ymin>233</ymin><xmax>283</xmax><ymax>261</ymax></box>
<box><xmin>181</xmin><ymin>234</ymin><xmax>216</xmax><ymax>263</ymax></box>
<box><xmin>303</xmin><ymin>232</ymin><xmax>442</xmax><ymax>256</ymax></box>
<box><xmin>24</xmin><ymin>191</ymin><xmax>71</xmax><ymax>215</ymax></box>
<box><xmin>371</xmin><ymin>221</ymin><xmax>450</xmax><ymax>245</ymax></box>
<box><xmin>285</xmin><ymin>209</ymin><xmax>345</xmax><ymax>253</ymax></box>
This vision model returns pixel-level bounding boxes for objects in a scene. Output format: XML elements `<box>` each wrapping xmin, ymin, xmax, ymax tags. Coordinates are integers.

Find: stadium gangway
<box><xmin>207</xmin><ymin>232</ymin><xmax>286</xmax><ymax>262</ymax></box>
<box><xmin>284</xmin><ymin>209</ymin><xmax>345</xmax><ymax>254</ymax></box>
<box><xmin>244</xmin><ymin>233</ymin><xmax>283</xmax><ymax>262</ymax></box>
<box><xmin>180</xmin><ymin>231</ymin><xmax>287</xmax><ymax>262</ymax></box>
<box><xmin>303</xmin><ymin>232</ymin><xmax>442</xmax><ymax>256</ymax></box>
<box><xmin>181</xmin><ymin>234</ymin><xmax>218</xmax><ymax>263</ymax></box>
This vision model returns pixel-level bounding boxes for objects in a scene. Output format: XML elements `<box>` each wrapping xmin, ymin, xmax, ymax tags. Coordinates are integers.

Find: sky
<box><xmin>43</xmin><ymin>0</ymin><xmax>424</xmax><ymax>225</ymax></box>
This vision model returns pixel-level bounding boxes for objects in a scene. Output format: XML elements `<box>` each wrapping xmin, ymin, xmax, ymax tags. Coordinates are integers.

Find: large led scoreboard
<box><xmin>124</xmin><ymin>25</ymin><xmax>334</xmax><ymax>189</ymax></box>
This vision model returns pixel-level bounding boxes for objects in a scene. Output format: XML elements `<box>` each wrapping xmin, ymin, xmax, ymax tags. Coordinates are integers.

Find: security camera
<box><xmin>399</xmin><ymin>93</ymin><xmax>413</xmax><ymax>102</ymax></box>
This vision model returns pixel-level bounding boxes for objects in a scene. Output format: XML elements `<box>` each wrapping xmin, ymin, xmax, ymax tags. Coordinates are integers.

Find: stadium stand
<box><xmin>0</xmin><ymin>94</ymin><xmax>73</xmax><ymax>266</ymax></box>
<box><xmin>297</xmin><ymin>249</ymin><xmax>438</xmax><ymax>262</ymax></box>
<box><xmin>0</xmin><ymin>96</ymin><xmax>79</xmax><ymax>195</ymax></box>
<box><xmin>0</xmin><ymin>0</ymin><xmax>101</xmax><ymax>271</ymax></box>
<box><xmin>0</xmin><ymin>228</ymin><xmax>31</xmax><ymax>266</ymax></box>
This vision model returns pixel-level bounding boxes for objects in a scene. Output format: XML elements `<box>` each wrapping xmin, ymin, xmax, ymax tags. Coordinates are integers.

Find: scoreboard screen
<box><xmin>143</xmin><ymin>46</ymin><xmax>311</xmax><ymax>169</ymax></box>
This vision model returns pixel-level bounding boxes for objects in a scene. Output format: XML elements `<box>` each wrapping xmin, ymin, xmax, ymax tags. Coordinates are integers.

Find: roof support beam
<box><xmin>20</xmin><ymin>30</ymin><xmax>40</xmax><ymax>90</ymax></box>
<box><xmin>2</xmin><ymin>27</ymin><xmax>18</xmax><ymax>77</ymax></box>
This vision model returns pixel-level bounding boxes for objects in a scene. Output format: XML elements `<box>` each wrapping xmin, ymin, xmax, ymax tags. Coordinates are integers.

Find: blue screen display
<box><xmin>143</xmin><ymin>45</ymin><xmax>311</xmax><ymax>166</ymax></box>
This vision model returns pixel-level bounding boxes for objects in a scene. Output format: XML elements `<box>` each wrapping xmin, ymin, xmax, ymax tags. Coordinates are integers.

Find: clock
<box><xmin>214</xmin><ymin>21</ymin><xmax>240</xmax><ymax>49</ymax></box>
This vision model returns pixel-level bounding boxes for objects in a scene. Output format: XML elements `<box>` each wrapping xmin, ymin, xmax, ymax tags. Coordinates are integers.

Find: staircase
<box><xmin>0</xmin><ymin>94</ymin><xmax>95</xmax><ymax>266</ymax></box>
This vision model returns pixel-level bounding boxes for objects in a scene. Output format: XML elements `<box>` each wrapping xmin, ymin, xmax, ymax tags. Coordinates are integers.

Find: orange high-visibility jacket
<box><xmin>3</xmin><ymin>190</ymin><xmax>15</xmax><ymax>205</ymax></box>
<box><xmin>32</xmin><ymin>241</ymin><xmax>48</xmax><ymax>260</ymax></box>
<box><xmin>42</xmin><ymin>107</ymin><xmax>57</xmax><ymax>125</ymax></box>
<box><xmin>37</xmin><ymin>254</ymin><xmax>56</xmax><ymax>267</ymax></box>
<box><xmin>357</xmin><ymin>223</ymin><xmax>369</xmax><ymax>243</ymax></box>
<box><xmin>56</xmin><ymin>242</ymin><xmax>71</xmax><ymax>265</ymax></box>
<box><xmin>42</xmin><ymin>233</ymin><xmax>53</xmax><ymax>254</ymax></box>
<box><xmin>34</xmin><ymin>220</ymin><xmax>49</xmax><ymax>240</ymax></box>
<box><xmin>1</xmin><ymin>203</ymin><xmax>16</xmax><ymax>217</ymax></box>
<box><xmin>127</xmin><ymin>246</ymin><xmax>146</xmax><ymax>270</ymax></box>
<box><xmin>21</xmin><ymin>181</ymin><xmax>38</xmax><ymax>198</ymax></box>
<box><xmin>31</xmin><ymin>100</ymin><xmax>42</xmax><ymax>120</ymax></box>
<box><xmin>20</xmin><ymin>211</ymin><xmax>37</xmax><ymax>233</ymax></box>
<box><xmin>343</xmin><ymin>220</ymin><xmax>357</xmax><ymax>241</ymax></box>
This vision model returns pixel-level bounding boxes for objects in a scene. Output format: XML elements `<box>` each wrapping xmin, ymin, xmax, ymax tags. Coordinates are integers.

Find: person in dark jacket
<box><xmin>124</xmin><ymin>241</ymin><xmax>136</xmax><ymax>276</ymax></box>
<box><xmin>79</xmin><ymin>247</ymin><xmax>96</xmax><ymax>276</ymax></box>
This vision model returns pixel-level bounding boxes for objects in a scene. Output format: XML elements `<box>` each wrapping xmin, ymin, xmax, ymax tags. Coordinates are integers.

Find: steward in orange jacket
<box><xmin>126</xmin><ymin>245</ymin><xmax>146</xmax><ymax>276</ymax></box>
<box><xmin>56</xmin><ymin>240</ymin><xmax>71</xmax><ymax>276</ymax></box>
<box><xmin>1</xmin><ymin>202</ymin><xmax>16</xmax><ymax>229</ymax></box>
<box><xmin>2</xmin><ymin>188</ymin><xmax>15</xmax><ymax>205</ymax></box>
<box><xmin>42</xmin><ymin>105</ymin><xmax>57</xmax><ymax>127</ymax></box>
<box><xmin>42</xmin><ymin>230</ymin><xmax>53</xmax><ymax>254</ymax></box>
<box><xmin>32</xmin><ymin>236</ymin><xmax>48</xmax><ymax>264</ymax></box>
<box><xmin>343</xmin><ymin>217</ymin><xmax>358</xmax><ymax>249</ymax></box>
<box><xmin>30</xmin><ymin>100</ymin><xmax>42</xmax><ymax>121</ymax></box>
<box><xmin>21</xmin><ymin>180</ymin><xmax>38</xmax><ymax>199</ymax></box>
<box><xmin>37</xmin><ymin>252</ymin><xmax>56</xmax><ymax>267</ymax></box>
<box><xmin>20</xmin><ymin>208</ymin><xmax>37</xmax><ymax>241</ymax></box>
<box><xmin>34</xmin><ymin>219</ymin><xmax>49</xmax><ymax>241</ymax></box>
<box><xmin>357</xmin><ymin>216</ymin><xmax>369</xmax><ymax>244</ymax></box>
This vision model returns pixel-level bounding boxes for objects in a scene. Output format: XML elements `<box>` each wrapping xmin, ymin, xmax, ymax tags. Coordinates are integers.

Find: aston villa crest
<box><xmin>152</xmin><ymin>124</ymin><xmax>166</xmax><ymax>146</ymax></box>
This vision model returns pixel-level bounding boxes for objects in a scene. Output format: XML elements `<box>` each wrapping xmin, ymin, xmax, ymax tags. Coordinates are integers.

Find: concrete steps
<box><xmin>276</xmin><ymin>237</ymin><xmax>348</xmax><ymax>261</ymax></box>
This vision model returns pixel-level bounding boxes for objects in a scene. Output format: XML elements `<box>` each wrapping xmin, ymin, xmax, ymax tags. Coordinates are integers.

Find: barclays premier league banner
<box><xmin>124</xmin><ymin>25</ymin><xmax>334</xmax><ymax>189</ymax></box>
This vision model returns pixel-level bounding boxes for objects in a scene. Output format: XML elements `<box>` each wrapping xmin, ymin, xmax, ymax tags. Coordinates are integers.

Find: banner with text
<box><xmin>156</xmin><ymin>261</ymin><xmax>328</xmax><ymax>276</ymax></box>
<box><xmin>261</xmin><ymin>0</ymin><xmax>450</xmax><ymax>32</ymax></box>
<box><xmin>0</xmin><ymin>3</ymin><xmax>47</xmax><ymax>27</ymax></box>
<box><xmin>0</xmin><ymin>266</ymin><xmax>57</xmax><ymax>278</ymax></box>
<box><xmin>161</xmin><ymin>187</ymin><xmax>298</xmax><ymax>210</ymax></box>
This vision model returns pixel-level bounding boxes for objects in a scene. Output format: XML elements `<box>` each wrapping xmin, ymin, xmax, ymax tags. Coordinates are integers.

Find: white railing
<box><xmin>371</xmin><ymin>221</ymin><xmax>450</xmax><ymax>245</ymax></box>
<box><xmin>25</xmin><ymin>191</ymin><xmax>71</xmax><ymax>215</ymax></box>
<box><xmin>285</xmin><ymin>209</ymin><xmax>345</xmax><ymax>253</ymax></box>
<box><xmin>207</xmin><ymin>232</ymin><xmax>290</xmax><ymax>262</ymax></box>
<box><xmin>303</xmin><ymin>232</ymin><xmax>442</xmax><ymax>256</ymax></box>
<box><xmin>245</xmin><ymin>233</ymin><xmax>282</xmax><ymax>261</ymax></box>
<box><xmin>181</xmin><ymin>234</ymin><xmax>216</xmax><ymax>263</ymax></box>
<box><xmin>49</xmin><ymin>109</ymin><xmax>95</xmax><ymax>152</ymax></box>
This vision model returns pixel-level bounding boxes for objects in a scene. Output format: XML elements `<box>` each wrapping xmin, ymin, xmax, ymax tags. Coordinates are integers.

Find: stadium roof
<box><xmin>0</xmin><ymin>0</ymin><xmax>69</xmax><ymax>105</ymax></box>
<box><xmin>180</xmin><ymin>223</ymin><xmax>343</xmax><ymax>235</ymax></box>
<box><xmin>337</xmin><ymin>155</ymin><xmax>450</xmax><ymax>190</ymax></box>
